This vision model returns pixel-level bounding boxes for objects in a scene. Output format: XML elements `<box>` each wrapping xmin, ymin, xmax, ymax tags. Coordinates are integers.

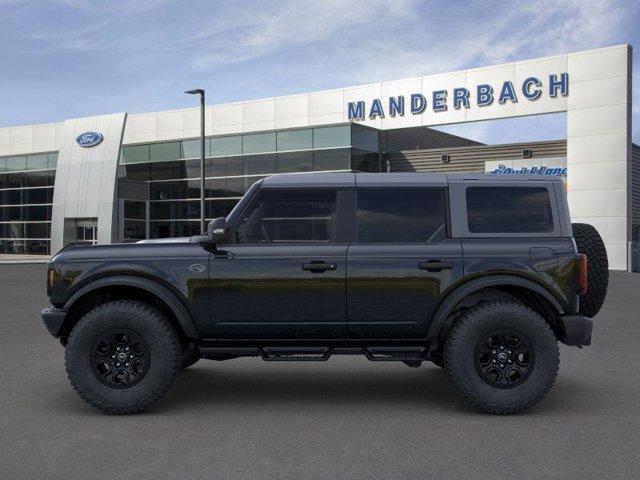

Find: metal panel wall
<box><xmin>388</xmin><ymin>140</ymin><xmax>566</xmax><ymax>173</ymax></box>
<box><xmin>50</xmin><ymin>113</ymin><xmax>126</xmax><ymax>252</ymax></box>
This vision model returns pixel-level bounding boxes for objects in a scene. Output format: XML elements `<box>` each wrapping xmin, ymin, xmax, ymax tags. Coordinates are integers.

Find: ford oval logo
<box><xmin>76</xmin><ymin>131</ymin><xmax>103</xmax><ymax>148</ymax></box>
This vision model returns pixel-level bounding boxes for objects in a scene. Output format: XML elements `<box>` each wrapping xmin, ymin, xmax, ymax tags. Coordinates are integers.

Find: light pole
<box><xmin>185</xmin><ymin>88</ymin><xmax>206</xmax><ymax>235</ymax></box>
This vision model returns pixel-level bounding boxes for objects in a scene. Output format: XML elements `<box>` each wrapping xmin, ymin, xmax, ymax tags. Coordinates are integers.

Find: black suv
<box><xmin>42</xmin><ymin>173</ymin><xmax>608</xmax><ymax>414</ymax></box>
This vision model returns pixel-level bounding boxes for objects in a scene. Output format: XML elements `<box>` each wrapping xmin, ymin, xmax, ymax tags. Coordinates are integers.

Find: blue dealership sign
<box><xmin>76</xmin><ymin>131</ymin><xmax>104</xmax><ymax>148</ymax></box>
<box><xmin>347</xmin><ymin>73</ymin><xmax>569</xmax><ymax>121</ymax></box>
<box><xmin>489</xmin><ymin>164</ymin><xmax>567</xmax><ymax>176</ymax></box>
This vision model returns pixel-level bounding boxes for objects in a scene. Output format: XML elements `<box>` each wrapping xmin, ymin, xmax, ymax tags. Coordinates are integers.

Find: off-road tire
<box><xmin>180</xmin><ymin>347</ymin><xmax>200</xmax><ymax>370</ymax></box>
<box><xmin>572</xmin><ymin>222</ymin><xmax>609</xmax><ymax>318</ymax></box>
<box><xmin>65</xmin><ymin>300</ymin><xmax>181</xmax><ymax>414</ymax></box>
<box><xmin>444</xmin><ymin>301</ymin><xmax>559</xmax><ymax>414</ymax></box>
<box><xmin>430</xmin><ymin>351</ymin><xmax>444</xmax><ymax>368</ymax></box>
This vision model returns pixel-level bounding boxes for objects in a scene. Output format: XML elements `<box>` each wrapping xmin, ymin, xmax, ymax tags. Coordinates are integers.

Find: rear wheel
<box><xmin>444</xmin><ymin>301</ymin><xmax>559</xmax><ymax>414</ymax></box>
<box><xmin>65</xmin><ymin>300</ymin><xmax>181</xmax><ymax>414</ymax></box>
<box><xmin>430</xmin><ymin>351</ymin><xmax>444</xmax><ymax>368</ymax></box>
<box><xmin>572</xmin><ymin>223</ymin><xmax>609</xmax><ymax>317</ymax></box>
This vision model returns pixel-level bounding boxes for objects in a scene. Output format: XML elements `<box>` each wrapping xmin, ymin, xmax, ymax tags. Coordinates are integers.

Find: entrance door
<box><xmin>75</xmin><ymin>220</ymin><xmax>98</xmax><ymax>245</ymax></box>
<box><xmin>346</xmin><ymin>188</ymin><xmax>464</xmax><ymax>339</ymax></box>
<box><xmin>211</xmin><ymin>188</ymin><xmax>348</xmax><ymax>339</ymax></box>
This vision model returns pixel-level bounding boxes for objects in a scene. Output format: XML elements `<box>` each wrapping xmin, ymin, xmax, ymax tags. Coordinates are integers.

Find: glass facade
<box><xmin>119</xmin><ymin>124</ymin><xmax>380</xmax><ymax>241</ymax></box>
<box><xmin>0</xmin><ymin>152</ymin><xmax>57</xmax><ymax>254</ymax></box>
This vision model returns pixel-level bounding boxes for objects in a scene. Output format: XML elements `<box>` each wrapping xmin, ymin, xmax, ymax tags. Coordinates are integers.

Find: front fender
<box><xmin>63</xmin><ymin>275</ymin><xmax>198</xmax><ymax>339</ymax></box>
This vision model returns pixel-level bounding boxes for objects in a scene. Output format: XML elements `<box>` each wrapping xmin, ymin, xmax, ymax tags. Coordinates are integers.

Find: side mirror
<box><xmin>207</xmin><ymin>217</ymin><xmax>227</xmax><ymax>244</ymax></box>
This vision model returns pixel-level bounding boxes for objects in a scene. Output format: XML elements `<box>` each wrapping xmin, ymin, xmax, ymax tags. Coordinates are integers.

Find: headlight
<box><xmin>47</xmin><ymin>266</ymin><xmax>57</xmax><ymax>288</ymax></box>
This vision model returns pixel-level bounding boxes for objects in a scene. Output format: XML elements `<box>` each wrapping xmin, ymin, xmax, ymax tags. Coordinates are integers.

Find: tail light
<box><xmin>575</xmin><ymin>254</ymin><xmax>588</xmax><ymax>295</ymax></box>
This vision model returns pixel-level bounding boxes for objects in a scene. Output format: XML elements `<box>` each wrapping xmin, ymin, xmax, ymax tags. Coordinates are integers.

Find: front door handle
<box><xmin>418</xmin><ymin>260</ymin><xmax>453</xmax><ymax>272</ymax></box>
<box><xmin>302</xmin><ymin>261</ymin><xmax>337</xmax><ymax>272</ymax></box>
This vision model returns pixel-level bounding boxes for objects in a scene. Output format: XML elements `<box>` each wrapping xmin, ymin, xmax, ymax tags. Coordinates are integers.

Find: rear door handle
<box><xmin>302</xmin><ymin>262</ymin><xmax>337</xmax><ymax>272</ymax></box>
<box><xmin>418</xmin><ymin>260</ymin><xmax>453</xmax><ymax>272</ymax></box>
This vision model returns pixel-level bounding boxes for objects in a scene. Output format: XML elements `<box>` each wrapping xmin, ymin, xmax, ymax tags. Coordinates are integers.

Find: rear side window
<box><xmin>466</xmin><ymin>186</ymin><xmax>554</xmax><ymax>233</ymax></box>
<box><xmin>356</xmin><ymin>189</ymin><xmax>447</xmax><ymax>243</ymax></box>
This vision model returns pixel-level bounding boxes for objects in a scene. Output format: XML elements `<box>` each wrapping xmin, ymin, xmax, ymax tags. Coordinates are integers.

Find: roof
<box><xmin>260</xmin><ymin>172</ymin><xmax>562</xmax><ymax>188</ymax></box>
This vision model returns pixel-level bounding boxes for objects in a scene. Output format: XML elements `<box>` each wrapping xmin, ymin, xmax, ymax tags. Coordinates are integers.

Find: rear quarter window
<box><xmin>466</xmin><ymin>186</ymin><xmax>554</xmax><ymax>233</ymax></box>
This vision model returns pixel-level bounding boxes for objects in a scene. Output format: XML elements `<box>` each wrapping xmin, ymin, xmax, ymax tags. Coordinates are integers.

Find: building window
<box><xmin>150</xmin><ymin>142</ymin><xmax>181</xmax><ymax>162</ymax></box>
<box><xmin>277</xmin><ymin>151</ymin><xmax>313</xmax><ymax>173</ymax></box>
<box><xmin>277</xmin><ymin>129</ymin><xmax>312</xmax><ymax>151</ymax></box>
<box><xmin>352</xmin><ymin>125</ymin><xmax>379</xmax><ymax>152</ymax></box>
<box><xmin>124</xmin><ymin>200</ymin><xmax>146</xmax><ymax>220</ymax></box>
<box><xmin>243</xmin><ymin>154</ymin><xmax>277</xmax><ymax>175</ymax></box>
<box><xmin>243</xmin><ymin>132</ymin><xmax>276</xmax><ymax>154</ymax></box>
<box><xmin>5</xmin><ymin>156</ymin><xmax>27</xmax><ymax>172</ymax></box>
<box><xmin>0</xmin><ymin>152</ymin><xmax>57</xmax><ymax>255</ymax></box>
<box><xmin>313</xmin><ymin>126</ymin><xmax>350</xmax><ymax>149</ymax></box>
<box><xmin>313</xmin><ymin>148</ymin><xmax>350</xmax><ymax>171</ymax></box>
<box><xmin>122</xmin><ymin>144</ymin><xmax>150</xmax><ymax>164</ymax></box>
<box><xmin>26</xmin><ymin>154</ymin><xmax>49</xmax><ymax>171</ymax></box>
<box><xmin>211</xmin><ymin>136</ymin><xmax>242</xmax><ymax>157</ymax></box>
<box><xmin>351</xmin><ymin>149</ymin><xmax>380</xmax><ymax>172</ymax></box>
<box><xmin>181</xmin><ymin>138</ymin><xmax>212</xmax><ymax>159</ymax></box>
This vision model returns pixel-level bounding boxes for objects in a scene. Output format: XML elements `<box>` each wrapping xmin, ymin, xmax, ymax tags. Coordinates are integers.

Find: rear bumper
<box><xmin>559</xmin><ymin>314</ymin><xmax>593</xmax><ymax>346</ymax></box>
<box><xmin>41</xmin><ymin>306</ymin><xmax>67</xmax><ymax>338</ymax></box>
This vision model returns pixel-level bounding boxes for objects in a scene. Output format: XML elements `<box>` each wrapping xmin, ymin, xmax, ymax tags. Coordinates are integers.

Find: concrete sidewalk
<box><xmin>0</xmin><ymin>254</ymin><xmax>50</xmax><ymax>264</ymax></box>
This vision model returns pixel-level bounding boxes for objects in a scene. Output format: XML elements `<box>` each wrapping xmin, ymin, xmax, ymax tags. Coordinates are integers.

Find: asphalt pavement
<box><xmin>1</xmin><ymin>264</ymin><xmax>639</xmax><ymax>479</ymax></box>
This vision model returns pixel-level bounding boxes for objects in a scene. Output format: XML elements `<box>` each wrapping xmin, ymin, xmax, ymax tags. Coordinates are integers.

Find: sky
<box><xmin>0</xmin><ymin>0</ymin><xmax>638</xmax><ymax>144</ymax></box>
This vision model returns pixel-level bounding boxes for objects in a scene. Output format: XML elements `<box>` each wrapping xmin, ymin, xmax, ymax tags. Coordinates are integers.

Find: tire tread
<box><xmin>65</xmin><ymin>300</ymin><xmax>180</xmax><ymax>415</ymax></box>
<box><xmin>444</xmin><ymin>300</ymin><xmax>559</xmax><ymax>415</ymax></box>
<box><xmin>572</xmin><ymin>222</ymin><xmax>609</xmax><ymax>318</ymax></box>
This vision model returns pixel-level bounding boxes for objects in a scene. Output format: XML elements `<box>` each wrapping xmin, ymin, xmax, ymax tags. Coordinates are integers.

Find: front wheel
<box><xmin>444</xmin><ymin>301</ymin><xmax>559</xmax><ymax>414</ymax></box>
<box><xmin>180</xmin><ymin>347</ymin><xmax>200</xmax><ymax>370</ymax></box>
<box><xmin>65</xmin><ymin>300</ymin><xmax>181</xmax><ymax>414</ymax></box>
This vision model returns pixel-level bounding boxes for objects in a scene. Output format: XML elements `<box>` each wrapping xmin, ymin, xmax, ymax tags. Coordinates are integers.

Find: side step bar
<box><xmin>200</xmin><ymin>346</ymin><xmax>429</xmax><ymax>362</ymax></box>
<box><xmin>364</xmin><ymin>347</ymin><xmax>427</xmax><ymax>362</ymax></box>
<box><xmin>261</xmin><ymin>347</ymin><xmax>331</xmax><ymax>361</ymax></box>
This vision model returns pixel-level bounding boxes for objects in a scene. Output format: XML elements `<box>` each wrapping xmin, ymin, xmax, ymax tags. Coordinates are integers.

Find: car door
<box><xmin>211</xmin><ymin>187</ymin><xmax>348</xmax><ymax>339</ymax></box>
<box><xmin>347</xmin><ymin>187</ymin><xmax>464</xmax><ymax>339</ymax></box>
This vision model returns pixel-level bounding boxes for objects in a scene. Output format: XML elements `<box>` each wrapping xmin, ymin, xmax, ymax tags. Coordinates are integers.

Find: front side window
<box><xmin>235</xmin><ymin>189</ymin><xmax>336</xmax><ymax>244</ymax></box>
<box><xmin>466</xmin><ymin>186</ymin><xmax>554</xmax><ymax>233</ymax></box>
<box><xmin>356</xmin><ymin>189</ymin><xmax>447</xmax><ymax>243</ymax></box>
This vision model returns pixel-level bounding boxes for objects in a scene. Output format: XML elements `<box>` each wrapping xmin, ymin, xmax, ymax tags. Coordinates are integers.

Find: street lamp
<box><xmin>185</xmin><ymin>88</ymin><xmax>206</xmax><ymax>235</ymax></box>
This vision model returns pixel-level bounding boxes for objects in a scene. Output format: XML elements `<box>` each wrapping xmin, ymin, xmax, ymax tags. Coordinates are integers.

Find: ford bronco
<box><xmin>42</xmin><ymin>172</ymin><xmax>608</xmax><ymax>414</ymax></box>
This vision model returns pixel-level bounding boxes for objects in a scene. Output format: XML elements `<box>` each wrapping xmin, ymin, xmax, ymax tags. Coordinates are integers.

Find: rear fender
<box><xmin>426</xmin><ymin>275</ymin><xmax>564</xmax><ymax>340</ymax></box>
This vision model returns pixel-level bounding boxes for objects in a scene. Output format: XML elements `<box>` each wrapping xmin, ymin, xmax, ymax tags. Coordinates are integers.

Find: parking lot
<box><xmin>1</xmin><ymin>264</ymin><xmax>639</xmax><ymax>479</ymax></box>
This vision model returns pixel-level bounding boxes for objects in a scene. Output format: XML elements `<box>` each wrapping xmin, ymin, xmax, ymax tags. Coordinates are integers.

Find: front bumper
<box><xmin>41</xmin><ymin>306</ymin><xmax>67</xmax><ymax>338</ymax></box>
<box><xmin>559</xmin><ymin>314</ymin><xmax>593</xmax><ymax>346</ymax></box>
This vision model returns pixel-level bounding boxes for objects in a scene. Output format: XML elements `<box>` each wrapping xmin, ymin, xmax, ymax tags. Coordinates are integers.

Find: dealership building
<box><xmin>0</xmin><ymin>44</ymin><xmax>637</xmax><ymax>270</ymax></box>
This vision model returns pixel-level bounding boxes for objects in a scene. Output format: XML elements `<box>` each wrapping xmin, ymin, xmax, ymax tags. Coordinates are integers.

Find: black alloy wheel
<box><xmin>91</xmin><ymin>330</ymin><xmax>151</xmax><ymax>388</ymax></box>
<box><xmin>474</xmin><ymin>329</ymin><xmax>533</xmax><ymax>388</ymax></box>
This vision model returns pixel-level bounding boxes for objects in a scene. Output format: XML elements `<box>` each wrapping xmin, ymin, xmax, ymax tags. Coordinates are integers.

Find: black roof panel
<box><xmin>259</xmin><ymin>171</ymin><xmax>562</xmax><ymax>188</ymax></box>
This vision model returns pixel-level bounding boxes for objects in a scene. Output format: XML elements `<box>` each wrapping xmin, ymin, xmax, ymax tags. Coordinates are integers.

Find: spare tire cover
<box><xmin>572</xmin><ymin>223</ymin><xmax>609</xmax><ymax>318</ymax></box>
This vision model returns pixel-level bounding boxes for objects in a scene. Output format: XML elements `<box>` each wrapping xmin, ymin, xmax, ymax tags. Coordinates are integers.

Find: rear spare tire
<box><xmin>572</xmin><ymin>223</ymin><xmax>609</xmax><ymax>317</ymax></box>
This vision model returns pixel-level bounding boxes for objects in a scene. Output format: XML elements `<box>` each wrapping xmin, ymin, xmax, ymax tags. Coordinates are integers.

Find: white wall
<box><xmin>0</xmin><ymin>122</ymin><xmax>64</xmax><ymax>156</ymax></box>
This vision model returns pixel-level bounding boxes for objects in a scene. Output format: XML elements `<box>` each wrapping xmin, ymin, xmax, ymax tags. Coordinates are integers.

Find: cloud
<box><xmin>1</xmin><ymin>0</ymin><xmax>637</xmax><ymax>142</ymax></box>
<box><xmin>189</xmin><ymin>0</ymin><xmax>417</xmax><ymax>70</ymax></box>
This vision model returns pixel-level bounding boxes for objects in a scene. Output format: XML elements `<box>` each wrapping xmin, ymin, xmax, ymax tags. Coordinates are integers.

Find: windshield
<box><xmin>225</xmin><ymin>180</ymin><xmax>262</xmax><ymax>226</ymax></box>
